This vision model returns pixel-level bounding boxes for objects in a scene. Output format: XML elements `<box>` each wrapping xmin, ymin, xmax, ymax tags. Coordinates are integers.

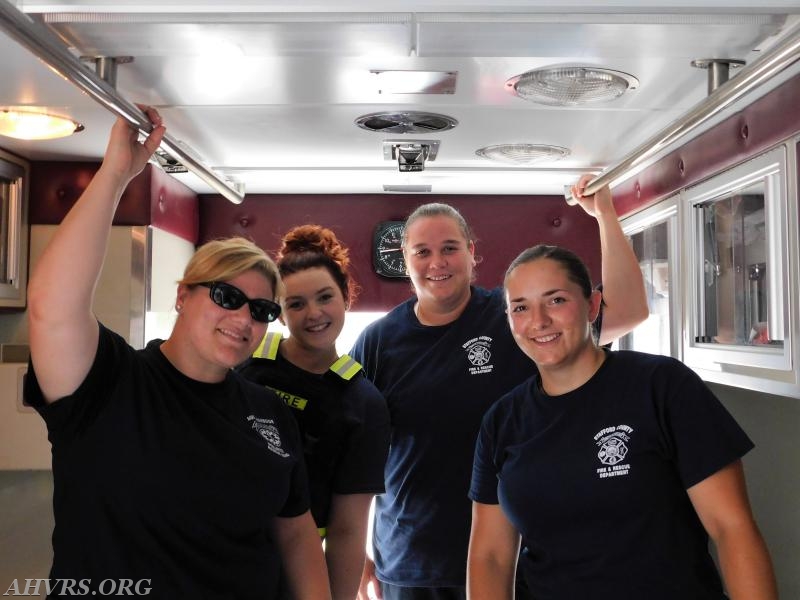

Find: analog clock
<box><xmin>373</xmin><ymin>221</ymin><xmax>407</xmax><ymax>278</ymax></box>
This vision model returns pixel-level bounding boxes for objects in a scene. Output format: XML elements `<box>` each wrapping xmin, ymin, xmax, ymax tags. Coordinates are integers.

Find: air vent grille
<box><xmin>383</xmin><ymin>184</ymin><xmax>432</xmax><ymax>193</ymax></box>
<box><xmin>356</xmin><ymin>111</ymin><xmax>458</xmax><ymax>134</ymax></box>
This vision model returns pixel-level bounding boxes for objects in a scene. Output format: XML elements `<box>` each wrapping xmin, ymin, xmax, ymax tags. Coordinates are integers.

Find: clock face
<box><xmin>373</xmin><ymin>221</ymin><xmax>408</xmax><ymax>278</ymax></box>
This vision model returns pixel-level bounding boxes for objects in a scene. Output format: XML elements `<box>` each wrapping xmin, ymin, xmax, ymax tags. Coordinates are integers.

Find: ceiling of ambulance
<box><xmin>1</xmin><ymin>1</ymin><xmax>800</xmax><ymax>199</ymax></box>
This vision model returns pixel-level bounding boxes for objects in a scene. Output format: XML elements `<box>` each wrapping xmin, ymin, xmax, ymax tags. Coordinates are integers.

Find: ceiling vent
<box><xmin>356</xmin><ymin>111</ymin><xmax>458</xmax><ymax>134</ymax></box>
<box><xmin>475</xmin><ymin>144</ymin><xmax>570</xmax><ymax>165</ymax></box>
<box><xmin>383</xmin><ymin>184</ymin><xmax>433</xmax><ymax>193</ymax></box>
<box><xmin>506</xmin><ymin>67</ymin><xmax>638</xmax><ymax>106</ymax></box>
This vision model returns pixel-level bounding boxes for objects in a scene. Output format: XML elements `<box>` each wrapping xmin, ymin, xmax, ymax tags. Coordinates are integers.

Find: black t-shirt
<box><xmin>471</xmin><ymin>350</ymin><xmax>754</xmax><ymax>600</ymax></box>
<box><xmin>237</xmin><ymin>334</ymin><xmax>390</xmax><ymax>530</ymax></box>
<box><xmin>25</xmin><ymin>324</ymin><xmax>309</xmax><ymax>599</ymax></box>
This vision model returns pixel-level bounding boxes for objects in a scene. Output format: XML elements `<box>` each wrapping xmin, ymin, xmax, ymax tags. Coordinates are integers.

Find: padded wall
<box><xmin>199</xmin><ymin>194</ymin><xmax>602</xmax><ymax>312</ymax></box>
<box><xmin>613</xmin><ymin>71</ymin><xmax>800</xmax><ymax>217</ymax></box>
<box><xmin>29</xmin><ymin>163</ymin><xmax>199</xmax><ymax>244</ymax></box>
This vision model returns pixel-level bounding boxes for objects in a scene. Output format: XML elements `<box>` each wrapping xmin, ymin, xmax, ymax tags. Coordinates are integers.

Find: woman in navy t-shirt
<box><xmin>352</xmin><ymin>177</ymin><xmax>650</xmax><ymax>600</ymax></box>
<box><xmin>468</xmin><ymin>245</ymin><xmax>777</xmax><ymax>600</ymax></box>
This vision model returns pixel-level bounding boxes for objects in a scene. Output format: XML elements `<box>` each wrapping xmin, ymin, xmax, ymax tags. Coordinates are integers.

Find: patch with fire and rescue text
<box><xmin>594</xmin><ymin>424</ymin><xmax>633</xmax><ymax>479</ymax></box>
<box><xmin>462</xmin><ymin>336</ymin><xmax>494</xmax><ymax>375</ymax></box>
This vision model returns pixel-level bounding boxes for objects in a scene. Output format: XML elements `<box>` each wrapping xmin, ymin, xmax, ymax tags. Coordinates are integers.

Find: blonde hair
<box><xmin>179</xmin><ymin>237</ymin><xmax>284</xmax><ymax>301</ymax></box>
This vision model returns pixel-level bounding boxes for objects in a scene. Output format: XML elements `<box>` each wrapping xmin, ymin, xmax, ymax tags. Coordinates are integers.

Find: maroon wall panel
<box><xmin>199</xmin><ymin>193</ymin><xmax>602</xmax><ymax>312</ymax></box>
<box><xmin>30</xmin><ymin>161</ymin><xmax>150</xmax><ymax>225</ymax></box>
<box><xmin>148</xmin><ymin>165</ymin><xmax>200</xmax><ymax>244</ymax></box>
<box><xmin>29</xmin><ymin>163</ymin><xmax>199</xmax><ymax>244</ymax></box>
<box><xmin>614</xmin><ymin>72</ymin><xmax>800</xmax><ymax>217</ymax></box>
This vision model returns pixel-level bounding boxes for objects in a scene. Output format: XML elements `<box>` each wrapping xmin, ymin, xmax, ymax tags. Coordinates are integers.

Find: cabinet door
<box><xmin>0</xmin><ymin>150</ymin><xmax>28</xmax><ymax>308</ymax></box>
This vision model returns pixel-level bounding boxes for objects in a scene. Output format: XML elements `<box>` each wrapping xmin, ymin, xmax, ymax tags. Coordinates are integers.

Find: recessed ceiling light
<box><xmin>506</xmin><ymin>67</ymin><xmax>639</xmax><ymax>106</ymax></box>
<box><xmin>475</xmin><ymin>144</ymin><xmax>570</xmax><ymax>165</ymax></box>
<box><xmin>0</xmin><ymin>108</ymin><xmax>84</xmax><ymax>140</ymax></box>
<box><xmin>370</xmin><ymin>70</ymin><xmax>457</xmax><ymax>95</ymax></box>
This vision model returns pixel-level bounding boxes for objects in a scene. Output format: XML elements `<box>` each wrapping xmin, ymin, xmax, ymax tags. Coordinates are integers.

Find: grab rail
<box><xmin>0</xmin><ymin>1</ymin><xmax>245</xmax><ymax>204</ymax></box>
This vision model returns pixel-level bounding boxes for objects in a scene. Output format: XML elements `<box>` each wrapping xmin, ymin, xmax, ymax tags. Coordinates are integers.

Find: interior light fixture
<box><xmin>371</xmin><ymin>70</ymin><xmax>457</xmax><ymax>95</ymax></box>
<box><xmin>476</xmin><ymin>143</ymin><xmax>570</xmax><ymax>165</ymax></box>
<box><xmin>506</xmin><ymin>67</ymin><xmax>639</xmax><ymax>106</ymax></box>
<box><xmin>0</xmin><ymin>108</ymin><xmax>84</xmax><ymax>140</ymax></box>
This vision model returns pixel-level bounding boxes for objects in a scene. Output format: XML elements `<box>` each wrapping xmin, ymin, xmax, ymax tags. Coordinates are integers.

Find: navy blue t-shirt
<box><xmin>26</xmin><ymin>324</ymin><xmax>309</xmax><ymax>599</ymax></box>
<box><xmin>350</xmin><ymin>286</ymin><xmax>536</xmax><ymax>586</ymax></box>
<box><xmin>470</xmin><ymin>350</ymin><xmax>754</xmax><ymax>600</ymax></box>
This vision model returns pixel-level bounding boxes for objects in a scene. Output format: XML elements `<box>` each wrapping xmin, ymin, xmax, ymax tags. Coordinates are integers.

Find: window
<box><xmin>683</xmin><ymin>145</ymin><xmax>792</xmax><ymax>373</ymax></box>
<box><xmin>619</xmin><ymin>198</ymin><xmax>680</xmax><ymax>358</ymax></box>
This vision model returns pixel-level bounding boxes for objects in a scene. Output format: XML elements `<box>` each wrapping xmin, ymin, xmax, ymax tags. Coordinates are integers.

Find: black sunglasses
<box><xmin>198</xmin><ymin>282</ymin><xmax>281</xmax><ymax>323</ymax></box>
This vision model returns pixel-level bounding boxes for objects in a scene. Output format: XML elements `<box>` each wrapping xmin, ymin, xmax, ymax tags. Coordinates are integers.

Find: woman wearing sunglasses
<box><xmin>467</xmin><ymin>245</ymin><xmax>777</xmax><ymax>600</ymax></box>
<box><xmin>237</xmin><ymin>224</ymin><xmax>391</xmax><ymax>600</ymax></box>
<box><xmin>24</xmin><ymin>110</ymin><xmax>331</xmax><ymax>599</ymax></box>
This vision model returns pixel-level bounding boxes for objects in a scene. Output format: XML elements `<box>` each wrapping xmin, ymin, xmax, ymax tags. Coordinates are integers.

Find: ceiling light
<box><xmin>0</xmin><ymin>109</ymin><xmax>84</xmax><ymax>140</ymax></box>
<box><xmin>476</xmin><ymin>144</ymin><xmax>570</xmax><ymax>165</ymax></box>
<box><xmin>506</xmin><ymin>67</ymin><xmax>638</xmax><ymax>106</ymax></box>
<box><xmin>371</xmin><ymin>70</ymin><xmax>457</xmax><ymax>95</ymax></box>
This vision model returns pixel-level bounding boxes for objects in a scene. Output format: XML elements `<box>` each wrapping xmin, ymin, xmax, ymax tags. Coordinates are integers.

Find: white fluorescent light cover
<box><xmin>371</xmin><ymin>70</ymin><xmax>457</xmax><ymax>95</ymax></box>
<box><xmin>0</xmin><ymin>109</ymin><xmax>84</xmax><ymax>140</ymax></box>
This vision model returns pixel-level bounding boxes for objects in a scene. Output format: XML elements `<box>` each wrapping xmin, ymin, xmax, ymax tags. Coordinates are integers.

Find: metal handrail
<box><xmin>0</xmin><ymin>0</ymin><xmax>245</xmax><ymax>204</ymax></box>
<box><xmin>579</xmin><ymin>24</ymin><xmax>800</xmax><ymax>198</ymax></box>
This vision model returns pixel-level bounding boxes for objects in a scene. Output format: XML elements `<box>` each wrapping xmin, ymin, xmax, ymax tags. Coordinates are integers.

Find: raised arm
<box><xmin>27</xmin><ymin>109</ymin><xmax>165</xmax><ymax>402</ymax></box>
<box><xmin>467</xmin><ymin>501</ymin><xmax>520</xmax><ymax>600</ymax></box>
<box><xmin>687</xmin><ymin>460</ymin><xmax>778</xmax><ymax>600</ymax></box>
<box><xmin>570</xmin><ymin>174</ymin><xmax>649</xmax><ymax>345</ymax></box>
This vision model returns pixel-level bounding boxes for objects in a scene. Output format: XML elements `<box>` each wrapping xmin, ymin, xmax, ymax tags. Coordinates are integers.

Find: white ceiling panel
<box><xmin>1</xmin><ymin>1</ymin><xmax>799</xmax><ymax>197</ymax></box>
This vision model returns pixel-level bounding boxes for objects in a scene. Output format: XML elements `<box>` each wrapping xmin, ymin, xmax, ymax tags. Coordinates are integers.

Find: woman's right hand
<box><xmin>101</xmin><ymin>105</ymin><xmax>165</xmax><ymax>185</ymax></box>
<box><xmin>357</xmin><ymin>557</ymin><xmax>381</xmax><ymax>600</ymax></box>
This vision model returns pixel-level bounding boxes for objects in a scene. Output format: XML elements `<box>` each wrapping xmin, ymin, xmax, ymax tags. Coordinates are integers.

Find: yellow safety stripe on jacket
<box><xmin>329</xmin><ymin>354</ymin><xmax>363</xmax><ymax>380</ymax></box>
<box><xmin>318</xmin><ymin>527</ymin><xmax>327</xmax><ymax>539</ymax></box>
<box><xmin>252</xmin><ymin>331</ymin><xmax>282</xmax><ymax>359</ymax></box>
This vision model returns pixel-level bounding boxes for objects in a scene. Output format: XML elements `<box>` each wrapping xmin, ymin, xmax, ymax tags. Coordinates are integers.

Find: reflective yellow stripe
<box><xmin>253</xmin><ymin>332</ymin><xmax>282</xmax><ymax>359</ymax></box>
<box><xmin>318</xmin><ymin>527</ymin><xmax>327</xmax><ymax>538</ymax></box>
<box><xmin>329</xmin><ymin>354</ymin><xmax>362</xmax><ymax>380</ymax></box>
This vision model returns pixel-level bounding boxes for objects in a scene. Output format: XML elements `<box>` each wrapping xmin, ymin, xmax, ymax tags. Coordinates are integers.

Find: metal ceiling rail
<box><xmin>581</xmin><ymin>24</ymin><xmax>800</xmax><ymax>198</ymax></box>
<box><xmin>0</xmin><ymin>0</ymin><xmax>245</xmax><ymax>205</ymax></box>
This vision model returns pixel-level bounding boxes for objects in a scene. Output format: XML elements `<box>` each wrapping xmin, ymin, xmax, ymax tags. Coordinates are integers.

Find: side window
<box><xmin>619</xmin><ymin>198</ymin><xmax>679</xmax><ymax>358</ymax></box>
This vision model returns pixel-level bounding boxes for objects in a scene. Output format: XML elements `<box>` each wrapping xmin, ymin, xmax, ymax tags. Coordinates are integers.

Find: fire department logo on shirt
<box><xmin>462</xmin><ymin>336</ymin><xmax>494</xmax><ymax>375</ymax></box>
<box><xmin>247</xmin><ymin>415</ymin><xmax>290</xmax><ymax>457</ymax></box>
<box><xmin>593</xmin><ymin>424</ymin><xmax>633</xmax><ymax>479</ymax></box>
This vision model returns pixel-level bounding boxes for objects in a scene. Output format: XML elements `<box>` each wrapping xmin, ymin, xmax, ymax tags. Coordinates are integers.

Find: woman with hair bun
<box><xmin>237</xmin><ymin>224</ymin><xmax>391</xmax><ymax>600</ymax></box>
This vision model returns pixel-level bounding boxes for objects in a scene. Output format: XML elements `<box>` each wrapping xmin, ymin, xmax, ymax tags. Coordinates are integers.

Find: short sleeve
<box><xmin>469</xmin><ymin>408</ymin><xmax>501</xmax><ymax>505</ymax></box>
<box><xmin>332</xmin><ymin>380</ymin><xmax>390</xmax><ymax>495</ymax></box>
<box><xmin>657</xmin><ymin>360</ymin><xmax>754</xmax><ymax>489</ymax></box>
<box><xmin>25</xmin><ymin>324</ymin><xmax>130</xmax><ymax>444</ymax></box>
